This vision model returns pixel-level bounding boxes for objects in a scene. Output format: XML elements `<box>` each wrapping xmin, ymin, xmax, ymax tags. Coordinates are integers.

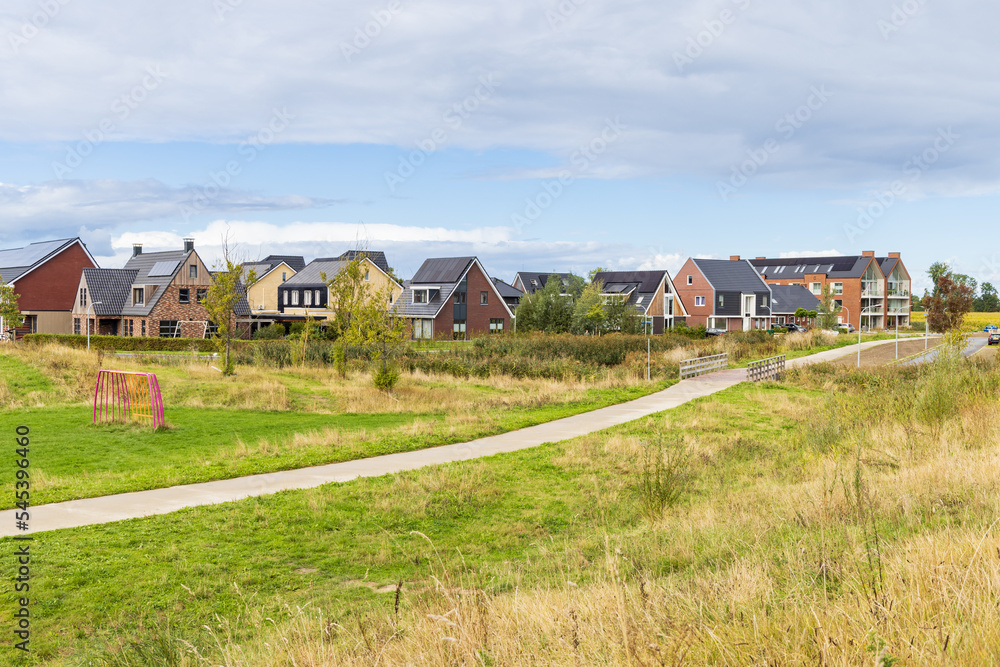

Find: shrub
<box><xmin>252</xmin><ymin>323</ymin><xmax>285</xmax><ymax>340</ymax></box>
<box><xmin>373</xmin><ymin>366</ymin><xmax>400</xmax><ymax>392</ymax></box>
<box><xmin>638</xmin><ymin>435</ymin><xmax>691</xmax><ymax>518</ymax></box>
<box><xmin>24</xmin><ymin>334</ymin><xmax>224</xmax><ymax>352</ymax></box>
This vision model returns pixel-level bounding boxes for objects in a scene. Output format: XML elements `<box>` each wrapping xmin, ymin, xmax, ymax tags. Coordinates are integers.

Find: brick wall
<box><xmin>15</xmin><ymin>242</ymin><xmax>96</xmax><ymax>312</ymax></box>
<box><xmin>432</xmin><ymin>263</ymin><xmax>510</xmax><ymax>338</ymax></box>
<box><xmin>147</xmin><ymin>285</ymin><xmax>213</xmax><ymax>338</ymax></box>
<box><xmin>673</xmin><ymin>258</ymin><xmax>714</xmax><ymax>327</ymax></box>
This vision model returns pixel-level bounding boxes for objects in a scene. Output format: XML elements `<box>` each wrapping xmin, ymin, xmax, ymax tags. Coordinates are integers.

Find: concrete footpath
<box><xmin>0</xmin><ymin>337</ymin><xmax>900</xmax><ymax>536</ymax></box>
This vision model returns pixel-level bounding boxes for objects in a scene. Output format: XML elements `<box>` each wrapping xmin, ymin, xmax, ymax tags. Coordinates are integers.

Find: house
<box><xmin>492</xmin><ymin>277</ymin><xmax>523</xmax><ymax>313</ymax></box>
<box><xmin>335</xmin><ymin>250</ymin><xmax>391</xmax><ymax>275</ymax></box>
<box><xmin>0</xmin><ymin>237</ymin><xmax>98</xmax><ymax>338</ymax></box>
<box><xmin>768</xmin><ymin>284</ymin><xmax>822</xmax><ymax>326</ymax></box>
<box><xmin>674</xmin><ymin>257</ymin><xmax>773</xmax><ymax>331</ymax></box>
<box><xmin>748</xmin><ymin>251</ymin><xmax>897</xmax><ymax>330</ymax></box>
<box><xmin>395</xmin><ymin>257</ymin><xmax>514</xmax><ymax>339</ymax></box>
<box><xmin>240</xmin><ymin>256</ymin><xmax>302</xmax><ymax>334</ymax></box>
<box><xmin>591</xmin><ymin>270</ymin><xmax>688</xmax><ymax>334</ymax></box>
<box><xmin>511</xmin><ymin>272</ymin><xmax>572</xmax><ymax>296</ymax></box>
<box><xmin>71</xmin><ymin>238</ymin><xmax>226</xmax><ymax>338</ymax></box>
<box><xmin>878</xmin><ymin>253</ymin><xmax>911</xmax><ymax>328</ymax></box>
<box><xmin>276</xmin><ymin>254</ymin><xmax>402</xmax><ymax>325</ymax></box>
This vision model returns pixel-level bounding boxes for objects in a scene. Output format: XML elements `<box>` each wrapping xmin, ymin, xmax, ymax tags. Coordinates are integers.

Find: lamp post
<box><xmin>86</xmin><ymin>301</ymin><xmax>103</xmax><ymax>352</ymax></box>
<box><xmin>858</xmin><ymin>305</ymin><xmax>876</xmax><ymax>368</ymax></box>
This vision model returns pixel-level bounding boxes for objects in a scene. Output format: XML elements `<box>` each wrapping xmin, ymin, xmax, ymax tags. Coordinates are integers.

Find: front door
<box><xmin>742</xmin><ymin>295</ymin><xmax>754</xmax><ymax>331</ymax></box>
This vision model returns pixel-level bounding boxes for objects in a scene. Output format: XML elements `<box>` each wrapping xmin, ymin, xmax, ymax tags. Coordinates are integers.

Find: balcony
<box><xmin>887</xmin><ymin>306</ymin><xmax>909</xmax><ymax>315</ymax></box>
<box><xmin>887</xmin><ymin>283</ymin><xmax>910</xmax><ymax>298</ymax></box>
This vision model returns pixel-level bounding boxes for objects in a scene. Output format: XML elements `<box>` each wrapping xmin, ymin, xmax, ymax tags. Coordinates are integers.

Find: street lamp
<box><xmin>86</xmin><ymin>301</ymin><xmax>103</xmax><ymax>352</ymax></box>
<box><xmin>858</xmin><ymin>305</ymin><xmax>877</xmax><ymax>368</ymax></box>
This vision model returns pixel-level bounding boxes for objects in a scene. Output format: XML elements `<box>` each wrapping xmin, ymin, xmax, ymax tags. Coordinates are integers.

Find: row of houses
<box><xmin>0</xmin><ymin>236</ymin><xmax>910</xmax><ymax>340</ymax></box>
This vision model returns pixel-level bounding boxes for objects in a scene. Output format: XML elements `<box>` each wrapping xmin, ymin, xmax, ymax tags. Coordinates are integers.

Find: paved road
<box><xmin>0</xmin><ymin>337</ymin><xmax>912</xmax><ymax>536</ymax></box>
<box><xmin>897</xmin><ymin>332</ymin><xmax>987</xmax><ymax>366</ymax></box>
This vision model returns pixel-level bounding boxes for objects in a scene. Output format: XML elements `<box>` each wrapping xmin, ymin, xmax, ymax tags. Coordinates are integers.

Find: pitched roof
<box><xmin>283</xmin><ymin>259</ymin><xmax>349</xmax><ymax>285</ymax></box>
<box><xmin>121</xmin><ymin>249</ymin><xmax>191</xmax><ymax>316</ymax></box>
<box><xmin>768</xmin><ymin>284</ymin><xmax>821</xmax><ymax>315</ymax></box>
<box><xmin>412</xmin><ymin>257</ymin><xmax>475</xmax><ymax>284</ymax></box>
<box><xmin>694</xmin><ymin>259</ymin><xmax>770</xmax><ymax>291</ymax></box>
<box><xmin>0</xmin><ymin>238</ymin><xmax>95</xmax><ymax>283</ymax></box>
<box><xmin>263</xmin><ymin>255</ymin><xmax>306</xmax><ymax>272</ymax></box>
<box><xmin>878</xmin><ymin>257</ymin><xmax>899</xmax><ymax>275</ymax></box>
<box><xmin>513</xmin><ymin>271</ymin><xmax>572</xmax><ymax>295</ymax></box>
<box><xmin>335</xmin><ymin>250</ymin><xmax>389</xmax><ymax>274</ymax></box>
<box><xmin>749</xmin><ymin>255</ymin><xmax>875</xmax><ymax>280</ymax></box>
<box><xmin>82</xmin><ymin>268</ymin><xmax>138</xmax><ymax>316</ymax></box>
<box><xmin>492</xmin><ymin>277</ymin><xmax>523</xmax><ymax>299</ymax></box>
<box><xmin>593</xmin><ymin>270</ymin><xmax>668</xmax><ymax>315</ymax></box>
<box><xmin>395</xmin><ymin>257</ymin><xmax>512</xmax><ymax>320</ymax></box>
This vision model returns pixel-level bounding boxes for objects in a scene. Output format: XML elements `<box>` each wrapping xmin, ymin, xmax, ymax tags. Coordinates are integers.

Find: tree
<box><xmin>514</xmin><ymin>273</ymin><xmax>575</xmax><ymax>333</ymax></box>
<box><xmin>571</xmin><ymin>280</ymin><xmax>606</xmax><ymax>334</ymax></box>
<box><xmin>204</xmin><ymin>242</ymin><xmax>258</xmax><ymax>376</ymax></box>
<box><xmin>604</xmin><ymin>294</ymin><xmax>642</xmax><ymax>334</ymax></box>
<box><xmin>927</xmin><ymin>262</ymin><xmax>950</xmax><ymax>297</ymax></box>
<box><xmin>587</xmin><ymin>267</ymin><xmax>609</xmax><ymax>283</ymax></box>
<box><xmin>794</xmin><ymin>307</ymin><xmax>808</xmax><ymax>322</ymax></box>
<box><xmin>324</xmin><ymin>258</ymin><xmax>407</xmax><ymax>390</ymax></box>
<box><xmin>975</xmin><ymin>282</ymin><xmax>999</xmax><ymax>312</ymax></box>
<box><xmin>0</xmin><ymin>280</ymin><xmax>24</xmax><ymax>340</ymax></box>
<box><xmin>922</xmin><ymin>272</ymin><xmax>973</xmax><ymax>333</ymax></box>
<box><xmin>814</xmin><ymin>285</ymin><xmax>841</xmax><ymax>329</ymax></box>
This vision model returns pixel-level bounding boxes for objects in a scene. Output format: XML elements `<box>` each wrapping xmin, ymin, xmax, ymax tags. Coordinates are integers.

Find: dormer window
<box><xmin>413</xmin><ymin>289</ymin><xmax>428</xmax><ymax>304</ymax></box>
<box><xmin>133</xmin><ymin>288</ymin><xmax>144</xmax><ymax>305</ymax></box>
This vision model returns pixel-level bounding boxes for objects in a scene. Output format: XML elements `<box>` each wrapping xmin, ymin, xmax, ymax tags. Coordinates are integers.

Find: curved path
<box><xmin>0</xmin><ymin>337</ymin><xmax>906</xmax><ymax>536</ymax></box>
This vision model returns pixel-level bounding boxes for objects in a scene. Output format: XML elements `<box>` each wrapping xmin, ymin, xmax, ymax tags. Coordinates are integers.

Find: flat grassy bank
<box><xmin>7</xmin><ymin>347</ymin><xmax>1000</xmax><ymax>665</ymax></box>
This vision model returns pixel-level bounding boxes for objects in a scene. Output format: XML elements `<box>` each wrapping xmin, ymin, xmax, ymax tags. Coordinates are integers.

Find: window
<box><xmin>413</xmin><ymin>290</ymin><xmax>427</xmax><ymax>304</ymax></box>
<box><xmin>291</xmin><ymin>290</ymin><xmax>299</xmax><ymax>306</ymax></box>
<box><xmin>79</xmin><ymin>288</ymin><xmax>87</xmax><ymax>307</ymax></box>
<box><xmin>159</xmin><ymin>320</ymin><xmax>180</xmax><ymax>338</ymax></box>
<box><xmin>283</xmin><ymin>291</ymin><xmax>289</xmax><ymax>306</ymax></box>
<box><xmin>762</xmin><ymin>296</ymin><xmax>768</xmax><ymax>307</ymax></box>
<box><xmin>189</xmin><ymin>264</ymin><xmax>198</xmax><ymax>279</ymax></box>
<box><xmin>73</xmin><ymin>318</ymin><xmax>81</xmax><ymax>335</ymax></box>
<box><xmin>777</xmin><ymin>316</ymin><xmax>785</xmax><ymax>324</ymax></box>
<box><xmin>687</xmin><ymin>275</ymin><xmax>693</xmax><ymax>285</ymax></box>
<box><xmin>454</xmin><ymin>291</ymin><xmax>466</xmax><ymax>304</ymax></box>
<box><xmin>810</xmin><ymin>282</ymin><xmax>821</xmax><ymax>295</ymax></box>
<box><xmin>480</xmin><ymin>291</ymin><xmax>488</xmax><ymax>305</ymax></box>
<box><xmin>695</xmin><ymin>296</ymin><xmax>705</xmax><ymax>307</ymax></box>
<box><xmin>281</xmin><ymin>272</ymin><xmax>287</xmax><ymax>281</ymax></box>
<box><xmin>314</xmin><ymin>290</ymin><xmax>321</xmax><ymax>306</ymax></box>
<box><xmin>196</xmin><ymin>288</ymin><xmax>207</xmax><ymax>303</ymax></box>
<box><xmin>179</xmin><ymin>288</ymin><xmax>190</xmax><ymax>304</ymax></box>
<box><xmin>453</xmin><ymin>320</ymin><xmax>467</xmax><ymax>340</ymax></box>
<box><xmin>304</xmin><ymin>289</ymin><xmax>312</xmax><ymax>306</ymax></box>
<box><xmin>389</xmin><ymin>293</ymin><xmax>393</xmax><ymax>304</ymax></box>
<box><xmin>490</xmin><ymin>318</ymin><xmax>504</xmax><ymax>333</ymax></box>
<box><xmin>133</xmin><ymin>288</ymin><xmax>144</xmax><ymax>305</ymax></box>
<box><xmin>832</xmin><ymin>282</ymin><xmax>843</xmax><ymax>295</ymax></box>
<box><xmin>365</xmin><ymin>270</ymin><xmax>370</xmax><ymax>281</ymax></box>
<box><xmin>141</xmin><ymin>320</ymin><xmax>146</xmax><ymax>336</ymax></box>
<box><xmin>125</xmin><ymin>319</ymin><xmax>133</xmax><ymax>337</ymax></box>
<box><xmin>718</xmin><ymin>295</ymin><xmax>724</xmax><ymax>307</ymax></box>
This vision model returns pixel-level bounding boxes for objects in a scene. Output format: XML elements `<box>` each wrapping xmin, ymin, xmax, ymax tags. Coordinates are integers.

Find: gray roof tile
<box><xmin>769</xmin><ymin>284</ymin><xmax>821</xmax><ymax>314</ymax></box>
<box><xmin>694</xmin><ymin>259</ymin><xmax>770</xmax><ymax>291</ymax></box>
<box><xmin>82</xmin><ymin>268</ymin><xmax>138</xmax><ymax>316</ymax></box>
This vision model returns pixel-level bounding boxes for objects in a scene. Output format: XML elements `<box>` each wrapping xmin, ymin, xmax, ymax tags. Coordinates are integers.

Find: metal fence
<box><xmin>679</xmin><ymin>352</ymin><xmax>728</xmax><ymax>379</ymax></box>
<box><xmin>747</xmin><ymin>354</ymin><xmax>785</xmax><ymax>382</ymax></box>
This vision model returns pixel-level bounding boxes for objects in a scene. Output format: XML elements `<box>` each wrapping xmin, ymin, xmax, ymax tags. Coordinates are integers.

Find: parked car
<box><xmin>783</xmin><ymin>323</ymin><xmax>808</xmax><ymax>333</ymax></box>
<box><xmin>836</xmin><ymin>323</ymin><xmax>856</xmax><ymax>334</ymax></box>
<box><xmin>989</xmin><ymin>332</ymin><xmax>1000</xmax><ymax>345</ymax></box>
<box><xmin>705</xmin><ymin>328</ymin><xmax>727</xmax><ymax>336</ymax></box>
<box><xmin>984</xmin><ymin>324</ymin><xmax>998</xmax><ymax>332</ymax></box>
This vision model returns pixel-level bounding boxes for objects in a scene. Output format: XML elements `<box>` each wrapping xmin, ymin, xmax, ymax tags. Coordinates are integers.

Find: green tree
<box><xmin>922</xmin><ymin>272</ymin><xmax>974</xmax><ymax>333</ymax></box>
<box><xmin>204</xmin><ymin>247</ymin><xmax>258</xmax><ymax>376</ymax></box>
<box><xmin>815</xmin><ymin>285</ymin><xmax>841</xmax><ymax>329</ymax></box>
<box><xmin>587</xmin><ymin>267</ymin><xmax>609</xmax><ymax>283</ymax></box>
<box><xmin>0</xmin><ymin>280</ymin><xmax>24</xmax><ymax>340</ymax></box>
<box><xmin>927</xmin><ymin>262</ymin><xmax>950</xmax><ymax>297</ymax></box>
<box><xmin>604</xmin><ymin>294</ymin><xmax>642</xmax><ymax>334</ymax></box>
<box><xmin>571</xmin><ymin>280</ymin><xmax>606</xmax><ymax>334</ymax></box>
<box><xmin>515</xmin><ymin>274</ymin><xmax>574</xmax><ymax>333</ymax></box>
<box><xmin>975</xmin><ymin>282</ymin><xmax>999</xmax><ymax>312</ymax></box>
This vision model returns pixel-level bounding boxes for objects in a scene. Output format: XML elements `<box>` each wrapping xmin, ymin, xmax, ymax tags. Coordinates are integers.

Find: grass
<box><xmin>9</xmin><ymin>352</ymin><xmax>1000</xmax><ymax>665</ymax></box>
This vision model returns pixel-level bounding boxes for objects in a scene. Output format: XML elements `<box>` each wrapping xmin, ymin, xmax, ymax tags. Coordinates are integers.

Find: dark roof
<box><xmin>749</xmin><ymin>255</ymin><xmax>876</xmax><ymax>280</ymax></box>
<box><xmin>492</xmin><ymin>277</ymin><xmax>523</xmax><ymax>299</ymax></box>
<box><xmin>283</xmin><ymin>259</ymin><xmax>348</xmax><ymax>286</ymax></box>
<box><xmin>263</xmin><ymin>255</ymin><xmax>306</xmax><ymax>272</ymax></box>
<box><xmin>121</xmin><ymin>249</ymin><xmax>191</xmax><ymax>316</ymax></box>
<box><xmin>513</xmin><ymin>272</ymin><xmax>572</xmax><ymax>295</ymax></box>
<box><xmin>768</xmin><ymin>284</ymin><xmax>821</xmax><ymax>315</ymax></box>
<box><xmin>878</xmin><ymin>257</ymin><xmax>899</xmax><ymax>275</ymax></box>
<box><xmin>336</xmin><ymin>250</ymin><xmax>390</xmax><ymax>274</ymax></box>
<box><xmin>0</xmin><ymin>238</ymin><xmax>90</xmax><ymax>283</ymax></box>
<box><xmin>82</xmin><ymin>268</ymin><xmax>138</xmax><ymax>316</ymax></box>
<box><xmin>694</xmin><ymin>259</ymin><xmax>770</xmax><ymax>291</ymax></box>
<box><xmin>411</xmin><ymin>257</ymin><xmax>475</xmax><ymax>284</ymax></box>
<box><xmin>593</xmin><ymin>270</ymin><xmax>668</xmax><ymax>315</ymax></box>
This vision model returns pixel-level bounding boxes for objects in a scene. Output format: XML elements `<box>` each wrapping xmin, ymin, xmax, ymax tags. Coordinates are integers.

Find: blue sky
<box><xmin>2</xmin><ymin>0</ymin><xmax>998</xmax><ymax>293</ymax></box>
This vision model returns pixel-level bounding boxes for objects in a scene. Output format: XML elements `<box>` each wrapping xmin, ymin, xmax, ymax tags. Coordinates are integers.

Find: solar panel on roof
<box><xmin>148</xmin><ymin>260</ymin><xmax>179</xmax><ymax>276</ymax></box>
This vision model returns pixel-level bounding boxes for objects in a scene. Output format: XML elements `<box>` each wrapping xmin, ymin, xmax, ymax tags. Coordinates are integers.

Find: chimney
<box><xmin>862</xmin><ymin>250</ymin><xmax>874</xmax><ymax>257</ymax></box>
<box><xmin>888</xmin><ymin>252</ymin><xmax>900</xmax><ymax>259</ymax></box>
<box><xmin>729</xmin><ymin>255</ymin><xmax>741</xmax><ymax>261</ymax></box>
<box><xmin>183</xmin><ymin>237</ymin><xmax>195</xmax><ymax>252</ymax></box>
<box><xmin>132</xmin><ymin>244</ymin><xmax>142</xmax><ymax>257</ymax></box>
<box><xmin>755</xmin><ymin>256</ymin><xmax>765</xmax><ymax>260</ymax></box>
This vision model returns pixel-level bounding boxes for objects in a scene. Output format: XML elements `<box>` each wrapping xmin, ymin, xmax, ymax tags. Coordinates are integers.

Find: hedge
<box><xmin>23</xmin><ymin>334</ymin><xmax>237</xmax><ymax>352</ymax></box>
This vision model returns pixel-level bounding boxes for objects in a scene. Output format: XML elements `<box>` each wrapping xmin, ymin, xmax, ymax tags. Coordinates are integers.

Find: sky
<box><xmin>1</xmin><ymin>0</ymin><xmax>997</xmax><ymax>294</ymax></box>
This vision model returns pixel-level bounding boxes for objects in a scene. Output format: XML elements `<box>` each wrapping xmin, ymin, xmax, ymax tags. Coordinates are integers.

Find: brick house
<box><xmin>0</xmin><ymin>238</ymin><xmax>98</xmax><ymax>338</ymax></box>
<box><xmin>394</xmin><ymin>257</ymin><xmax>514</xmax><ymax>339</ymax></box>
<box><xmin>71</xmin><ymin>238</ymin><xmax>236</xmax><ymax>338</ymax></box>
<box><xmin>674</xmin><ymin>257</ymin><xmax>773</xmax><ymax>331</ymax></box>
<box><xmin>748</xmin><ymin>252</ymin><xmax>898</xmax><ymax>330</ymax></box>
<box><xmin>591</xmin><ymin>270</ymin><xmax>688</xmax><ymax>333</ymax></box>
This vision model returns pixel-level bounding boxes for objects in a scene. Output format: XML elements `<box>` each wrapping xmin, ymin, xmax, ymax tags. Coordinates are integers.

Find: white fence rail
<box><xmin>747</xmin><ymin>354</ymin><xmax>785</xmax><ymax>382</ymax></box>
<box><xmin>679</xmin><ymin>353</ymin><xmax>728</xmax><ymax>379</ymax></box>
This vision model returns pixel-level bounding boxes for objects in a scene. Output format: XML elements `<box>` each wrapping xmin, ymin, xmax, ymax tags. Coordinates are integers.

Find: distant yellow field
<box><xmin>911</xmin><ymin>311</ymin><xmax>1000</xmax><ymax>332</ymax></box>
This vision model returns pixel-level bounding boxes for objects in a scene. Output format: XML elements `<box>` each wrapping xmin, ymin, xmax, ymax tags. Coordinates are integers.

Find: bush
<box><xmin>24</xmin><ymin>334</ymin><xmax>224</xmax><ymax>352</ymax></box>
<box><xmin>373</xmin><ymin>366</ymin><xmax>400</xmax><ymax>392</ymax></box>
<box><xmin>252</xmin><ymin>323</ymin><xmax>285</xmax><ymax>340</ymax></box>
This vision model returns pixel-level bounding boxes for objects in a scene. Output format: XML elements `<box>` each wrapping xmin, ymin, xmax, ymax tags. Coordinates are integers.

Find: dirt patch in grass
<box><xmin>830</xmin><ymin>338</ymin><xmax>937</xmax><ymax>367</ymax></box>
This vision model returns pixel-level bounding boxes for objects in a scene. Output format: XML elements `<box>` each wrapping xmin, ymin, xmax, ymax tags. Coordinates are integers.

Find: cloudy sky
<box><xmin>1</xmin><ymin>0</ymin><xmax>996</xmax><ymax>292</ymax></box>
